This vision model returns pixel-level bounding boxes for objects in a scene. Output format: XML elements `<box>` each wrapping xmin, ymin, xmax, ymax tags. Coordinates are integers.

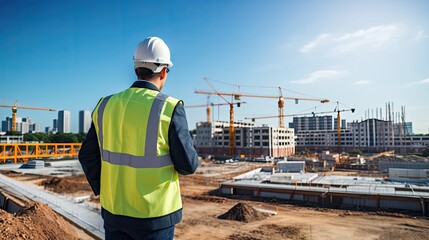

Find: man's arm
<box><xmin>169</xmin><ymin>104</ymin><xmax>199</xmax><ymax>175</ymax></box>
<box><xmin>78</xmin><ymin>123</ymin><xmax>101</xmax><ymax>195</ymax></box>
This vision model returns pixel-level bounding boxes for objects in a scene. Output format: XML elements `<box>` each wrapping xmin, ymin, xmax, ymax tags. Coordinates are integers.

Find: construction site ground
<box><xmin>1</xmin><ymin>159</ymin><xmax>429</xmax><ymax>239</ymax></box>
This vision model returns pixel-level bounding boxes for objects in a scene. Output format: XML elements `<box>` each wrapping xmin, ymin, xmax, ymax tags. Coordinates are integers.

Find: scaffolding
<box><xmin>0</xmin><ymin>143</ymin><xmax>82</xmax><ymax>163</ymax></box>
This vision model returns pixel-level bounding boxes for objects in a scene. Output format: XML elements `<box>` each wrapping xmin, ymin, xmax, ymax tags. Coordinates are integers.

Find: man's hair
<box><xmin>135</xmin><ymin>67</ymin><xmax>160</xmax><ymax>80</ymax></box>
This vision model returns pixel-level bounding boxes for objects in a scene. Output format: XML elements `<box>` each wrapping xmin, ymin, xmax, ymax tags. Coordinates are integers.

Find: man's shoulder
<box><xmin>160</xmin><ymin>93</ymin><xmax>182</xmax><ymax>106</ymax></box>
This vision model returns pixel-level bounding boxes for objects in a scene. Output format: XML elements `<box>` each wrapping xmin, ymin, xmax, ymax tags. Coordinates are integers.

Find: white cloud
<box><xmin>354</xmin><ymin>80</ymin><xmax>371</xmax><ymax>85</ymax></box>
<box><xmin>300</xmin><ymin>24</ymin><xmax>407</xmax><ymax>54</ymax></box>
<box><xmin>412</xmin><ymin>78</ymin><xmax>429</xmax><ymax>84</ymax></box>
<box><xmin>413</xmin><ymin>30</ymin><xmax>427</xmax><ymax>41</ymax></box>
<box><xmin>300</xmin><ymin>34</ymin><xmax>331</xmax><ymax>53</ymax></box>
<box><xmin>292</xmin><ymin>70</ymin><xmax>346</xmax><ymax>84</ymax></box>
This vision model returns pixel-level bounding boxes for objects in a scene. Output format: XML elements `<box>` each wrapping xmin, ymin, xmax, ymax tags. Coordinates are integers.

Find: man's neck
<box><xmin>138</xmin><ymin>79</ymin><xmax>161</xmax><ymax>90</ymax></box>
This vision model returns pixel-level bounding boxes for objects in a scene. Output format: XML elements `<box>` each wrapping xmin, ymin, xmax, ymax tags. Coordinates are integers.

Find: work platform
<box><xmin>0</xmin><ymin>143</ymin><xmax>81</xmax><ymax>163</ymax></box>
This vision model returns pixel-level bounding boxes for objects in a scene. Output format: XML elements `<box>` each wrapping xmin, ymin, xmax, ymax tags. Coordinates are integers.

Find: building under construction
<box><xmin>294</xmin><ymin>103</ymin><xmax>429</xmax><ymax>154</ymax></box>
<box><xmin>194</xmin><ymin>121</ymin><xmax>295</xmax><ymax>157</ymax></box>
<box><xmin>295</xmin><ymin>119</ymin><xmax>429</xmax><ymax>154</ymax></box>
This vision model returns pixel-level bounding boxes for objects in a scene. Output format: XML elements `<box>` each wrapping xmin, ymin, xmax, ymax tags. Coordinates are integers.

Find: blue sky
<box><xmin>1</xmin><ymin>0</ymin><xmax>428</xmax><ymax>133</ymax></box>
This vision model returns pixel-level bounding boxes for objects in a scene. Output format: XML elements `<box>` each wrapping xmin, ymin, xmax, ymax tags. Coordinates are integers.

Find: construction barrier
<box><xmin>0</xmin><ymin>143</ymin><xmax>82</xmax><ymax>163</ymax></box>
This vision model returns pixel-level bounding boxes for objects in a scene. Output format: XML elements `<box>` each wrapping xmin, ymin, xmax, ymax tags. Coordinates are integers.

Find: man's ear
<box><xmin>159</xmin><ymin>68</ymin><xmax>167</xmax><ymax>80</ymax></box>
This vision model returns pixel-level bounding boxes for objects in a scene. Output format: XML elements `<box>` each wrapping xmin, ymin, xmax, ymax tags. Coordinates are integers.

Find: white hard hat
<box><xmin>133</xmin><ymin>37</ymin><xmax>173</xmax><ymax>72</ymax></box>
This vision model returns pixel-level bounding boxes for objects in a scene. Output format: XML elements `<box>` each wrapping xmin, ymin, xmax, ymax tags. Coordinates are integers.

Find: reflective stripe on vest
<box><xmin>96</xmin><ymin>92</ymin><xmax>173</xmax><ymax>168</ymax></box>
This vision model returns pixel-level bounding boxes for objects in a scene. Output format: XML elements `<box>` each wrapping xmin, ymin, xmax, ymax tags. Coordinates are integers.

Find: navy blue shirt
<box><xmin>78</xmin><ymin>80</ymin><xmax>199</xmax><ymax>230</ymax></box>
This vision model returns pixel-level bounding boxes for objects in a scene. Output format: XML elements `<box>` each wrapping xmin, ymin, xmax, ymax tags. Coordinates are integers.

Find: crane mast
<box><xmin>201</xmin><ymin>78</ymin><xmax>236</xmax><ymax>156</ymax></box>
<box><xmin>229</xmin><ymin>103</ymin><xmax>234</xmax><ymax>156</ymax></box>
<box><xmin>337</xmin><ymin>109</ymin><xmax>341</xmax><ymax>152</ymax></box>
<box><xmin>12</xmin><ymin>106</ymin><xmax>17</xmax><ymax>132</ymax></box>
<box><xmin>206</xmin><ymin>96</ymin><xmax>211</xmax><ymax>124</ymax></box>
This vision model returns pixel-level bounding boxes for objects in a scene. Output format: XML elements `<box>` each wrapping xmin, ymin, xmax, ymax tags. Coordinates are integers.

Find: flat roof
<box><xmin>223</xmin><ymin>169</ymin><xmax>429</xmax><ymax>198</ymax></box>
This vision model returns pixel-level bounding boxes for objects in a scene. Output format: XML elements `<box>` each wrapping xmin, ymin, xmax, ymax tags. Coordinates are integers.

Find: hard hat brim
<box><xmin>134</xmin><ymin>61</ymin><xmax>172</xmax><ymax>73</ymax></box>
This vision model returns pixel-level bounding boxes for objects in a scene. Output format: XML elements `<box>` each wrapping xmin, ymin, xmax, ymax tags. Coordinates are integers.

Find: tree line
<box><xmin>8</xmin><ymin>132</ymin><xmax>88</xmax><ymax>143</ymax></box>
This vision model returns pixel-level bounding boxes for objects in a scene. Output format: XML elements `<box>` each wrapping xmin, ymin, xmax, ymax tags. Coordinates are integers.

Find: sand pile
<box><xmin>218</xmin><ymin>202</ymin><xmax>269</xmax><ymax>222</ymax></box>
<box><xmin>41</xmin><ymin>176</ymin><xmax>92</xmax><ymax>194</ymax></box>
<box><xmin>0</xmin><ymin>202</ymin><xmax>79</xmax><ymax>240</ymax></box>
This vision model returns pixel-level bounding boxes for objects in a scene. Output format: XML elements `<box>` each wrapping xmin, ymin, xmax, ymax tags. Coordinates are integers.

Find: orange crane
<box><xmin>185</xmin><ymin>101</ymin><xmax>246</xmax><ymax>123</ymax></box>
<box><xmin>195</xmin><ymin>87</ymin><xmax>329</xmax><ymax>128</ymax></box>
<box><xmin>0</xmin><ymin>101</ymin><xmax>55</xmax><ymax>132</ymax></box>
<box><xmin>198</xmin><ymin>78</ymin><xmax>240</xmax><ymax>156</ymax></box>
<box><xmin>333</xmin><ymin>102</ymin><xmax>355</xmax><ymax>153</ymax></box>
<box><xmin>306</xmin><ymin>103</ymin><xmax>355</xmax><ymax>157</ymax></box>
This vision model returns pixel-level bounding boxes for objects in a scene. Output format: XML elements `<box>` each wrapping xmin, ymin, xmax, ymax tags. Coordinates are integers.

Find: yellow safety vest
<box><xmin>92</xmin><ymin>87</ymin><xmax>182</xmax><ymax>218</ymax></box>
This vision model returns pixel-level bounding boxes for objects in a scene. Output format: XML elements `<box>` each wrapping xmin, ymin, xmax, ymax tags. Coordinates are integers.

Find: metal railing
<box><xmin>0</xmin><ymin>143</ymin><xmax>82</xmax><ymax>163</ymax></box>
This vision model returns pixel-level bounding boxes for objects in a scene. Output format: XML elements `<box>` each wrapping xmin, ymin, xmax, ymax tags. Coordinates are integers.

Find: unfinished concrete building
<box><xmin>295</xmin><ymin>119</ymin><xmax>429</xmax><ymax>154</ymax></box>
<box><xmin>195</xmin><ymin>121</ymin><xmax>295</xmax><ymax>157</ymax></box>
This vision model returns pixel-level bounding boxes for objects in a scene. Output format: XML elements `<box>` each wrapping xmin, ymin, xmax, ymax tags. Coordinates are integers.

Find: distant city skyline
<box><xmin>1</xmin><ymin>116</ymin><xmax>40</xmax><ymax>134</ymax></box>
<box><xmin>0</xmin><ymin>109</ymin><xmax>92</xmax><ymax>134</ymax></box>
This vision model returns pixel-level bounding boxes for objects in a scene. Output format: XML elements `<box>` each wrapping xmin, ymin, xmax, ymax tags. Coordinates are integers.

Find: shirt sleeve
<box><xmin>169</xmin><ymin>103</ymin><xmax>199</xmax><ymax>175</ymax></box>
<box><xmin>78</xmin><ymin>122</ymin><xmax>101</xmax><ymax>195</ymax></box>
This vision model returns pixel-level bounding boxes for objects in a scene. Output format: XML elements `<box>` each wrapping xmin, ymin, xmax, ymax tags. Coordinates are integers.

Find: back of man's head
<box><xmin>133</xmin><ymin>37</ymin><xmax>173</xmax><ymax>80</ymax></box>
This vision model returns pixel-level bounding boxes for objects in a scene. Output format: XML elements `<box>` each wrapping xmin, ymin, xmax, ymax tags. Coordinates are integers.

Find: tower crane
<box><xmin>0</xmin><ymin>101</ymin><xmax>56</xmax><ymax>132</ymax></box>
<box><xmin>185</xmin><ymin>101</ymin><xmax>246</xmax><ymax>123</ymax></box>
<box><xmin>198</xmin><ymin>78</ymin><xmax>242</xmax><ymax>156</ymax></box>
<box><xmin>195</xmin><ymin>88</ymin><xmax>329</xmax><ymax>128</ymax></box>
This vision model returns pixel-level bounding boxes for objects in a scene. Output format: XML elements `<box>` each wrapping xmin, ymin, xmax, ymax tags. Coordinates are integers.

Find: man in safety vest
<box><xmin>79</xmin><ymin>36</ymin><xmax>199</xmax><ymax>240</ymax></box>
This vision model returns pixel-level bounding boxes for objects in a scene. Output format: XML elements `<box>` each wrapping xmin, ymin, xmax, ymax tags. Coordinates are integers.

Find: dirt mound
<box><xmin>0</xmin><ymin>202</ymin><xmax>79</xmax><ymax>240</ymax></box>
<box><xmin>41</xmin><ymin>176</ymin><xmax>92</xmax><ymax>194</ymax></box>
<box><xmin>373</xmin><ymin>155</ymin><xmax>429</xmax><ymax>163</ymax></box>
<box><xmin>228</xmin><ymin>224</ymin><xmax>304</xmax><ymax>240</ymax></box>
<box><xmin>185</xmin><ymin>194</ymin><xmax>227</xmax><ymax>203</ymax></box>
<box><xmin>0</xmin><ymin>170</ymin><xmax>23</xmax><ymax>177</ymax></box>
<box><xmin>218</xmin><ymin>202</ymin><xmax>269</xmax><ymax>222</ymax></box>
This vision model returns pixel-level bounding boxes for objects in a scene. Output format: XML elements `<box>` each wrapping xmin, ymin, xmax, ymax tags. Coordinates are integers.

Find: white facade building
<box><xmin>30</xmin><ymin>123</ymin><xmax>40</xmax><ymax>133</ymax></box>
<box><xmin>79</xmin><ymin>110</ymin><xmax>91</xmax><ymax>133</ymax></box>
<box><xmin>195</xmin><ymin>121</ymin><xmax>295</xmax><ymax>157</ymax></box>
<box><xmin>58</xmin><ymin>110</ymin><xmax>71</xmax><ymax>133</ymax></box>
<box><xmin>0</xmin><ymin>135</ymin><xmax>23</xmax><ymax>143</ymax></box>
